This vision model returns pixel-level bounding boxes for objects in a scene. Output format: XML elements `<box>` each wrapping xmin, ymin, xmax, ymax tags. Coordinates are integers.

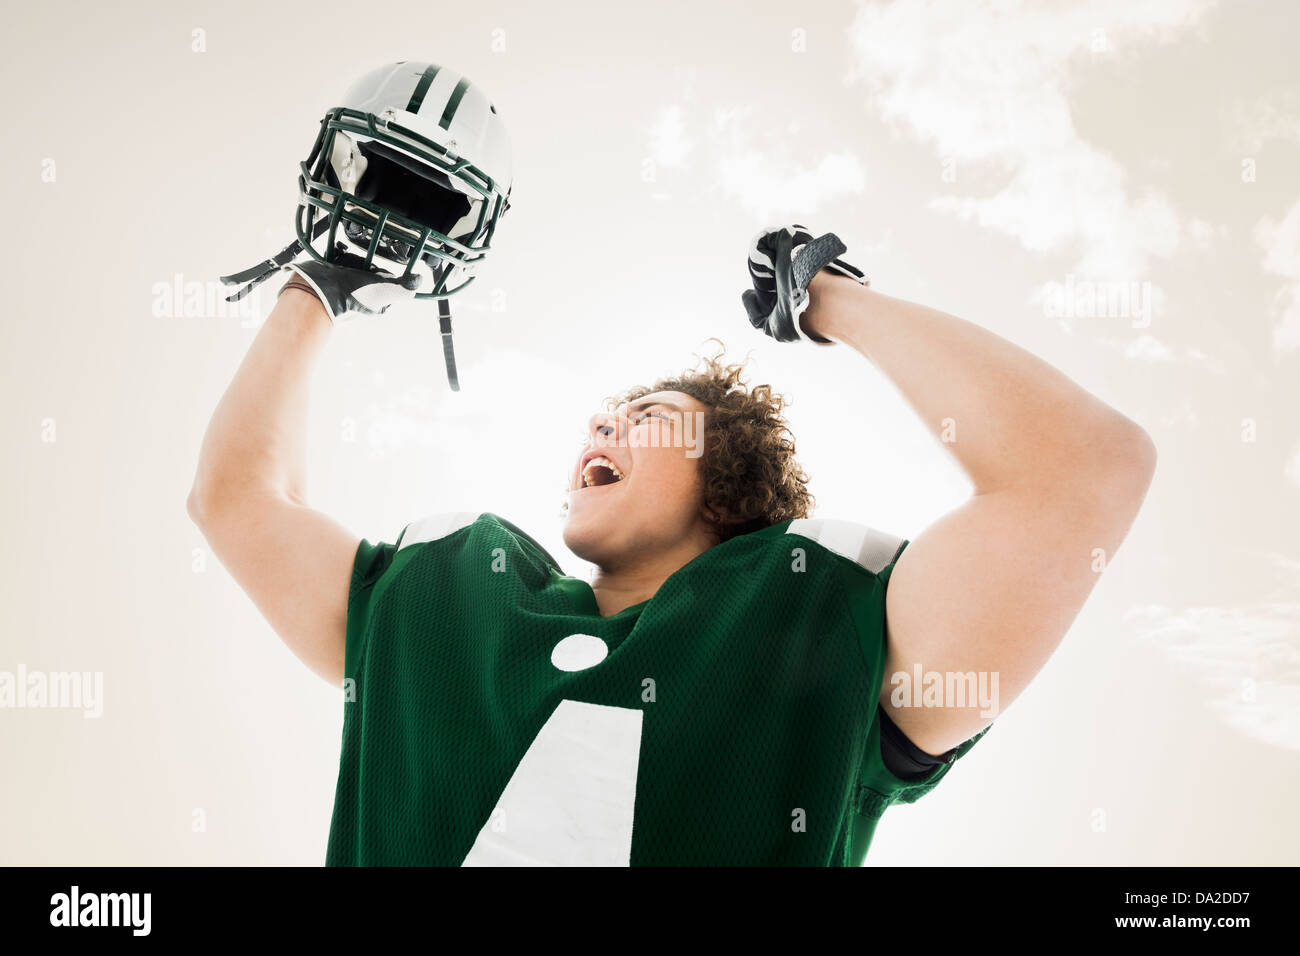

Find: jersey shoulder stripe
<box><xmin>398</xmin><ymin>511</ymin><xmax>481</xmax><ymax>551</ymax></box>
<box><xmin>783</xmin><ymin>517</ymin><xmax>906</xmax><ymax>577</ymax></box>
<box><xmin>394</xmin><ymin>510</ymin><xmax>565</xmax><ymax>572</ymax></box>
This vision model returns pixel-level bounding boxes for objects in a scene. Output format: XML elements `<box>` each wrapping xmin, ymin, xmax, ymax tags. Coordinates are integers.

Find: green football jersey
<box><xmin>325</xmin><ymin>511</ymin><xmax>990</xmax><ymax>866</ymax></box>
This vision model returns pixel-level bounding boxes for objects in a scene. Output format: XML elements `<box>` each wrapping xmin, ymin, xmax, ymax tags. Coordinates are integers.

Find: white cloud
<box><xmin>1121</xmin><ymin>333</ymin><xmax>1176</xmax><ymax>363</ymax></box>
<box><xmin>713</xmin><ymin>149</ymin><xmax>866</xmax><ymax>223</ymax></box>
<box><xmin>1156</xmin><ymin>397</ymin><xmax>1200</xmax><ymax>427</ymax></box>
<box><xmin>648</xmin><ymin>105</ymin><xmax>693</xmax><ymax>168</ymax></box>
<box><xmin>1257</xmin><ymin>199</ymin><xmax>1300</xmax><ymax>276</ymax></box>
<box><xmin>1126</xmin><ymin>556</ymin><xmax>1300</xmax><ymax>751</ymax></box>
<box><xmin>1230</xmin><ymin>86</ymin><xmax>1300</xmax><ymax>153</ymax></box>
<box><xmin>1094</xmin><ymin>333</ymin><xmax>1227</xmax><ymax>373</ymax></box>
<box><xmin>1188</xmin><ymin>218</ymin><xmax>1226</xmax><ymax>250</ymax></box>
<box><xmin>1271</xmin><ymin>286</ymin><xmax>1300</xmax><ymax>355</ymax></box>
<box><xmin>706</xmin><ymin>101</ymin><xmax>866</xmax><ymax>220</ymax></box>
<box><xmin>1183</xmin><ymin>346</ymin><xmax>1225</xmax><ymax>374</ymax></box>
<box><xmin>1286</xmin><ymin>441</ymin><xmax>1300</xmax><ymax>490</ymax></box>
<box><xmin>846</xmin><ymin>0</ymin><xmax>1217</xmax><ymax>276</ymax></box>
<box><xmin>643</xmin><ymin>101</ymin><xmax>867</xmax><ymax>222</ymax></box>
<box><xmin>1254</xmin><ymin>199</ymin><xmax>1300</xmax><ymax>355</ymax></box>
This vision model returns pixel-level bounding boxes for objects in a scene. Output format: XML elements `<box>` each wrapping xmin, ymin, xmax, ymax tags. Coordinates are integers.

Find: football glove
<box><xmin>282</xmin><ymin>250</ymin><xmax>422</xmax><ymax>324</ymax></box>
<box><xmin>741</xmin><ymin>224</ymin><xmax>869</xmax><ymax>344</ymax></box>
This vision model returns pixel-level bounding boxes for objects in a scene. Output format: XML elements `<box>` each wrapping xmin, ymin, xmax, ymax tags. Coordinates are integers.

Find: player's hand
<box><xmin>741</xmin><ymin>224</ymin><xmax>869</xmax><ymax>345</ymax></box>
<box><xmin>283</xmin><ymin>249</ymin><xmax>422</xmax><ymax>324</ymax></box>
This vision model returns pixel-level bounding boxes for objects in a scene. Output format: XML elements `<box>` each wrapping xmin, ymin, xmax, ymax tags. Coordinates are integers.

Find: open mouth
<box><xmin>580</xmin><ymin>455</ymin><xmax>626</xmax><ymax>489</ymax></box>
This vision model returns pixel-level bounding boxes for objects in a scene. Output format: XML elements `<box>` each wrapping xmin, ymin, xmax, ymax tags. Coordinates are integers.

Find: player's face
<box><xmin>563</xmin><ymin>390</ymin><xmax>713</xmax><ymax>569</ymax></box>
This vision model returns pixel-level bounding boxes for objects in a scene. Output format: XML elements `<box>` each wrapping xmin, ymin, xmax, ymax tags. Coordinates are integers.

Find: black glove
<box><xmin>741</xmin><ymin>224</ymin><xmax>868</xmax><ymax>344</ymax></box>
<box><xmin>283</xmin><ymin>249</ymin><xmax>421</xmax><ymax>324</ymax></box>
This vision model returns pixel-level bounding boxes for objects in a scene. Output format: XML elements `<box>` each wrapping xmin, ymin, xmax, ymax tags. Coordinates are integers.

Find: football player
<box><xmin>188</xmin><ymin>221</ymin><xmax>1155</xmax><ymax>865</ymax></box>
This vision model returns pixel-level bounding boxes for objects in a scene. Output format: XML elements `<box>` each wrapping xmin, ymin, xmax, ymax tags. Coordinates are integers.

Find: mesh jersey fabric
<box><xmin>325</xmin><ymin>511</ymin><xmax>991</xmax><ymax>866</ymax></box>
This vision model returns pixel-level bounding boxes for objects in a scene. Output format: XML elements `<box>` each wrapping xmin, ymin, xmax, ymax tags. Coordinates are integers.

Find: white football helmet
<box><xmin>222</xmin><ymin>60</ymin><xmax>513</xmax><ymax>389</ymax></box>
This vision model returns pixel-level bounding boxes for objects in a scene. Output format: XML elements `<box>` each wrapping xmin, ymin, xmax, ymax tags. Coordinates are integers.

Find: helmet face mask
<box><xmin>297</xmin><ymin>102</ymin><xmax>511</xmax><ymax>298</ymax></box>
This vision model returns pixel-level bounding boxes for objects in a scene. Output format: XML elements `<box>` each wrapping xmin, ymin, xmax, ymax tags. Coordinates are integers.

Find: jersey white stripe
<box><xmin>785</xmin><ymin>517</ymin><xmax>905</xmax><ymax>575</ymax></box>
<box><xmin>398</xmin><ymin>511</ymin><xmax>481</xmax><ymax>551</ymax></box>
<box><xmin>461</xmin><ymin>700</ymin><xmax>642</xmax><ymax>866</ymax></box>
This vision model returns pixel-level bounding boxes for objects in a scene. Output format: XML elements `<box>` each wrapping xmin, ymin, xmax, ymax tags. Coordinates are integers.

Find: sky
<box><xmin>1</xmin><ymin>0</ymin><xmax>1297</xmax><ymax>865</ymax></box>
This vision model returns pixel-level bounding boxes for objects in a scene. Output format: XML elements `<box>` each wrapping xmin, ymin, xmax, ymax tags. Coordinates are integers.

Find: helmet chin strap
<box><xmin>438</xmin><ymin>296</ymin><xmax>458</xmax><ymax>392</ymax></box>
<box><xmin>223</xmin><ymin>222</ymin><xmax>463</xmax><ymax>393</ymax></box>
<box><xmin>218</xmin><ymin>218</ymin><xmax>328</xmax><ymax>301</ymax></box>
<box><xmin>347</xmin><ymin>242</ymin><xmax>459</xmax><ymax>392</ymax></box>
<box><xmin>429</xmin><ymin>258</ymin><xmax>459</xmax><ymax>391</ymax></box>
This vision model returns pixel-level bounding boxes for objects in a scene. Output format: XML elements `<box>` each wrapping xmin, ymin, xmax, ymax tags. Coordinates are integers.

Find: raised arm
<box><xmin>187</xmin><ymin>285</ymin><xmax>360</xmax><ymax>687</ymax></box>
<box><xmin>802</xmin><ymin>272</ymin><xmax>1156</xmax><ymax>756</ymax></box>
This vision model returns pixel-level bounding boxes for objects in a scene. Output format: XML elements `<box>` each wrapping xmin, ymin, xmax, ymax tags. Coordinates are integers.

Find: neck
<box><xmin>588</xmin><ymin>528</ymin><xmax>716</xmax><ymax>617</ymax></box>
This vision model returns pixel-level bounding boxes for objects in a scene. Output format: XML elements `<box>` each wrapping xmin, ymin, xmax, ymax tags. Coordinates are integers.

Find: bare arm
<box><xmin>187</xmin><ymin>285</ymin><xmax>360</xmax><ymax>687</ymax></box>
<box><xmin>802</xmin><ymin>273</ymin><xmax>1156</xmax><ymax>755</ymax></box>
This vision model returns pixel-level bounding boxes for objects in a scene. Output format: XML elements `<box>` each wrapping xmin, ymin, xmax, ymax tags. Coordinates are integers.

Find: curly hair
<box><xmin>600</xmin><ymin>338</ymin><xmax>815</xmax><ymax>543</ymax></box>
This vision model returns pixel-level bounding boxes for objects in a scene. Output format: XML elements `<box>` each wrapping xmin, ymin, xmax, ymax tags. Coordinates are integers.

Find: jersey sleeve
<box><xmin>343</xmin><ymin>511</ymin><xmax>485</xmax><ymax>678</ymax></box>
<box><xmin>352</xmin><ymin>537</ymin><xmax>400</xmax><ymax>596</ymax></box>
<box><xmin>344</xmin><ymin>535</ymin><xmax>402</xmax><ymax>679</ymax></box>
<box><xmin>788</xmin><ymin>517</ymin><xmax>993</xmax><ymax>817</ymax></box>
<box><xmin>855</xmin><ymin>539</ymin><xmax>992</xmax><ymax>815</ymax></box>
